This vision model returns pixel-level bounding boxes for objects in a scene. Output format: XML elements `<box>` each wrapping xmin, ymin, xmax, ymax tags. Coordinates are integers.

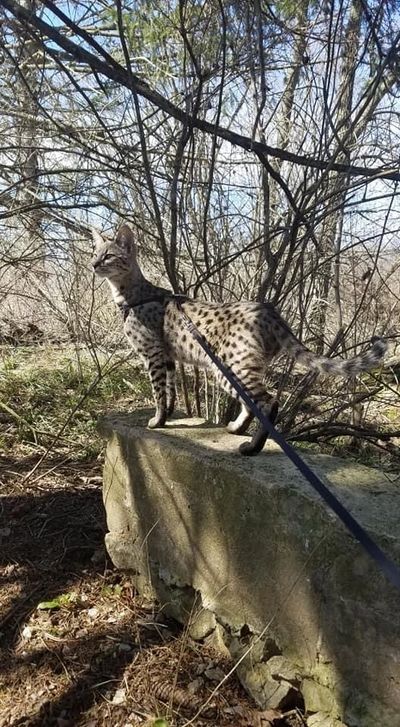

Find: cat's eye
<box><xmin>103</xmin><ymin>253</ymin><xmax>116</xmax><ymax>261</ymax></box>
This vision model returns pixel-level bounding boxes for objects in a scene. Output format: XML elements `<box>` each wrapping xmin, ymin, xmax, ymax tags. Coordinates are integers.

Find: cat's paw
<box><xmin>147</xmin><ymin>415</ymin><xmax>166</xmax><ymax>429</ymax></box>
<box><xmin>227</xmin><ymin>419</ymin><xmax>252</xmax><ymax>435</ymax></box>
<box><xmin>238</xmin><ymin>441</ymin><xmax>258</xmax><ymax>456</ymax></box>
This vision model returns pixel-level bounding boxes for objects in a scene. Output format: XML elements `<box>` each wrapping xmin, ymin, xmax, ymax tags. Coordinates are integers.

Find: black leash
<box><xmin>175</xmin><ymin>300</ymin><xmax>400</xmax><ymax>593</ymax></box>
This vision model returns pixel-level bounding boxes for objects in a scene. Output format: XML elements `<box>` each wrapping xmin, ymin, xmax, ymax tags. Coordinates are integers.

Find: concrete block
<box><xmin>99</xmin><ymin>412</ymin><xmax>400</xmax><ymax>727</ymax></box>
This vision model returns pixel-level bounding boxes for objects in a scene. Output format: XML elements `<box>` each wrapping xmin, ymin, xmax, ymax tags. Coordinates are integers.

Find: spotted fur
<box><xmin>92</xmin><ymin>225</ymin><xmax>387</xmax><ymax>456</ymax></box>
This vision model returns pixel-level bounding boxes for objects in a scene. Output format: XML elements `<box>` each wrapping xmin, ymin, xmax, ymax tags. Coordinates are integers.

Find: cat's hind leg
<box><xmin>239</xmin><ymin>397</ymin><xmax>279</xmax><ymax>456</ymax></box>
<box><xmin>226</xmin><ymin>400</ymin><xmax>254</xmax><ymax>434</ymax></box>
<box><xmin>166</xmin><ymin>360</ymin><xmax>176</xmax><ymax>417</ymax></box>
<box><xmin>217</xmin><ymin>368</ymin><xmax>278</xmax><ymax>453</ymax></box>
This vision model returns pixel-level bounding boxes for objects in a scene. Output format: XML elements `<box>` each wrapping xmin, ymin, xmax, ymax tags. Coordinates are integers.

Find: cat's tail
<box><xmin>285</xmin><ymin>335</ymin><xmax>387</xmax><ymax>377</ymax></box>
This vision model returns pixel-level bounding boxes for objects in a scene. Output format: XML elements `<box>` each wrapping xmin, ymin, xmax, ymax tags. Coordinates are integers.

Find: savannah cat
<box><xmin>92</xmin><ymin>224</ymin><xmax>386</xmax><ymax>456</ymax></box>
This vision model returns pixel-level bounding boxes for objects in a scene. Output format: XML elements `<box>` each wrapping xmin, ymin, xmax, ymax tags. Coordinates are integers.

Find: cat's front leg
<box><xmin>145</xmin><ymin>355</ymin><xmax>168</xmax><ymax>428</ymax></box>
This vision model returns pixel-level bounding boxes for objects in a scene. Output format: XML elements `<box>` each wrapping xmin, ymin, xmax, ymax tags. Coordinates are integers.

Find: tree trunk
<box><xmin>16</xmin><ymin>0</ymin><xmax>43</xmax><ymax>266</ymax></box>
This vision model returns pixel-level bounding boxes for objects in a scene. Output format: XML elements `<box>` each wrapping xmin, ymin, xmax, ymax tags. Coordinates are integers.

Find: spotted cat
<box><xmin>92</xmin><ymin>225</ymin><xmax>386</xmax><ymax>456</ymax></box>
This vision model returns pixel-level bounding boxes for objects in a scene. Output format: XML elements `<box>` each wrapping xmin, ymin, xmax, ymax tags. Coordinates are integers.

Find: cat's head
<box><xmin>92</xmin><ymin>224</ymin><xmax>138</xmax><ymax>280</ymax></box>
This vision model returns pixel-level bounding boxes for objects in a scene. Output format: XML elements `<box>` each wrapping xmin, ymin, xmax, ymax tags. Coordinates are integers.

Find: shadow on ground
<box><xmin>0</xmin><ymin>451</ymin><xmax>292</xmax><ymax>727</ymax></box>
<box><xmin>0</xmin><ymin>453</ymin><xmax>146</xmax><ymax>726</ymax></box>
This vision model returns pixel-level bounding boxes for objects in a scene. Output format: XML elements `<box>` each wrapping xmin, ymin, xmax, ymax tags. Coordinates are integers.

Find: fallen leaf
<box><xmin>259</xmin><ymin>708</ymin><xmax>283</xmax><ymax>723</ymax></box>
<box><xmin>112</xmin><ymin>688</ymin><xmax>126</xmax><ymax>705</ymax></box>
<box><xmin>37</xmin><ymin>593</ymin><xmax>77</xmax><ymax>611</ymax></box>
<box><xmin>204</xmin><ymin>666</ymin><xmax>226</xmax><ymax>682</ymax></box>
<box><xmin>118</xmin><ymin>642</ymin><xmax>133</xmax><ymax>652</ymax></box>
<box><xmin>187</xmin><ymin>677</ymin><xmax>203</xmax><ymax>694</ymax></box>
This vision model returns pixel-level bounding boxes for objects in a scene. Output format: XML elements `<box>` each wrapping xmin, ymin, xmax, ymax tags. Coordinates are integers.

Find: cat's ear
<box><xmin>115</xmin><ymin>224</ymin><xmax>136</xmax><ymax>254</ymax></box>
<box><xmin>91</xmin><ymin>227</ymin><xmax>105</xmax><ymax>250</ymax></box>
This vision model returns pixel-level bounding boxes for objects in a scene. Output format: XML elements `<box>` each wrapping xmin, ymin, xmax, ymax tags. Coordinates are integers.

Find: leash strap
<box><xmin>176</xmin><ymin>301</ymin><xmax>400</xmax><ymax>592</ymax></box>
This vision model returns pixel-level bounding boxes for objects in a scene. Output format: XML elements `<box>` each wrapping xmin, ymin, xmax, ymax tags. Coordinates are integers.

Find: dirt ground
<box><xmin>0</xmin><ymin>445</ymin><xmax>307</xmax><ymax>727</ymax></box>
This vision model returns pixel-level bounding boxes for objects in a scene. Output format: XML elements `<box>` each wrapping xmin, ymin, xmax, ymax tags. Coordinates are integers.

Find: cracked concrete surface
<box><xmin>99</xmin><ymin>411</ymin><xmax>400</xmax><ymax>727</ymax></box>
